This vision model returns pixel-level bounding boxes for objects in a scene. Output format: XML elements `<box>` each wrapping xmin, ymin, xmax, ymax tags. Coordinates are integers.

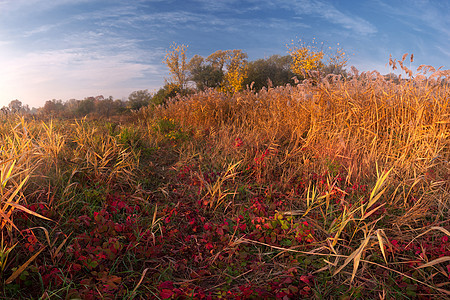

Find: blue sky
<box><xmin>0</xmin><ymin>0</ymin><xmax>449</xmax><ymax>108</ymax></box>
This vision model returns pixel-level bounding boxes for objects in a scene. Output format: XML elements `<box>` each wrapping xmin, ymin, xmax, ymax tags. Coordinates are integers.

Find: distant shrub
<box><xmin>128</xmin><ymin>90</ymin><xmax>152</xmax><ymax>110</ymax></box>
<box><xmin>150</xmin><ymin>83</ymin><xmax>183</xmax><ymax>107</ymax></box>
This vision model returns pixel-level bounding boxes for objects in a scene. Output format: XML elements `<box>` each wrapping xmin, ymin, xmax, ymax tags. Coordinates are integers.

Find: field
<box><xmin>1</xmin><ymin>69</ymin><xmax>449</xmax><ymax>299</ymax></box>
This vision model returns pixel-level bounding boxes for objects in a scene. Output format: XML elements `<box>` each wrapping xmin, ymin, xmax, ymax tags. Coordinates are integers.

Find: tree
<box><xmin>204</xmin><ymin>49</ymin><xmax>248</xmax><ymax>93</ymax></box>
<box><xmin>384</xmin><ymin>73</ymin><xmax>400</xmax><ymax>84</ymax></box>
<box><xmin>190</xmin><ymin>65</ymin><xmax>224</xmax><ymax>90</ymax></box>
<box><xmin>222</xmin><ymin>50</ymin><xmax>248</xmax><ymax>93</ymax></box>
<box><xmin>64</xmin><ymin>99</ymin><xmax>81</xmax><ymax>116</ymax></box>
<box><xmin>244</xmin><ymin>55</ymin><xmax>294</xmax><ymax>90</ymax></box>
<box><xmin>42</xmin><ymin>99</ymin><xmax>64</xmax><ymax>117</ymax></box>
<box><xmin>319</xmin><ymin>63</ymin><xmax>348</xmax><ymax>78</ymax></box>
<box><xmin>21</xmin><ymin>104</ymin><xmax>30</xmax><ymax>114</ymax></box>
<box><xmin>95</xmin><ymin>96</ymin><xmax>116</xmax><ymax>117</ymax></box>
<box><xmin>187</xmin><ymin>50</ymin><xmax>248</xmax><ymax>92</ymax></box>
<box><xmin>1</xmin><ymin>106</ymin><xmax>10</xmax><ymax>116</ymax></box>
<box><xmin>128</xmin><ymin>90</ymin><xmax>152</xmax><ymax>110</ymax></box>
<box><xmin>76</xmin><ymin>97</ymin><xmax>95</xmax><ymax>116</ymax></box>
<box><xmin>8</xmin><ymin>99</ymin><xmax>23</xmax><ymax>114</ymax></box>
<box><xmin>287</xmin><ymin>39</ymin><xmax>324</xmax><ymax>78</ymax></box>
<box><xmin>187</xmin><ymin>54</ymin><xmax>204</xmax><ymax>72</ymax></box>
<box><xmin>327</xmin><ymin>45</ymin><xmax>348</xmax><ymax>72</ymax></box>
<box><xmin>163</xmin><ymin>42</ymin><xmax>189</xmax><ymax>89</ymax></box>
<box><xmin>188</xmin><ymin>55</ymin><xmax>223</xmax><ymax>90</ymax></box>
<box><xmin>206</xmin><ymin>50</ymin><xmax>230</xmax><ymax>71</ymax></box>
<box><xmin>150</xmin><ymin>83</ymin><xmax>182</xmax><ymax>106</ymax></box>
<box><xmin>288</xmin><ymin>39</ymin><xmax>349</xmax><ymax>80</ymax></box>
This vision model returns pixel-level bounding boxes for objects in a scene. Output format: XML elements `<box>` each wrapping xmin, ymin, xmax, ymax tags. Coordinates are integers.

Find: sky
<box><xmin>0</xmin><ymin>0</ymin><xmax>449</xmax><ymax>108</ymax></box>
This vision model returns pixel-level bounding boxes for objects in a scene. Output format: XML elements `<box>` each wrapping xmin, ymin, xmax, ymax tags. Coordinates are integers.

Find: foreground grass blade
<box><xmin>416</xmin><ymin>256</ymin><xmax>450</xmax><ymax>269</ymax></box>
<box><xmin>333</xmin><ymin>231</ymin><xmax>371</xmax><ymax>282</ymax></box>
<box><xmin>376</xmin><ymin>229</ymin><xmax>389</xmax><ymax>264</ymax></box>
<box><xmin>5</xmin><ymin>246</ymin><xmax>46</xmax><ymax>284</ymax></box>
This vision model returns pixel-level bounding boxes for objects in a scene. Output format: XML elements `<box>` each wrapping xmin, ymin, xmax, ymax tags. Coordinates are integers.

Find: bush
<box><xmin>150</xmin><ymin>83</ymin><xmax>183</xmax><ymax>106</ymax></box>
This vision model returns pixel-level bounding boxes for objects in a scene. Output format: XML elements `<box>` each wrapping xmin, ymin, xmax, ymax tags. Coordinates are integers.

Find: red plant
<box><xmin>234</xmin><ymin>137</ymin><xmax>244</xmax><ymax>147</ymax></box>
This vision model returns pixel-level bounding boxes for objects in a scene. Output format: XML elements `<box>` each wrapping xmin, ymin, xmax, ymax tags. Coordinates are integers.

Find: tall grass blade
<box><xmin>5</xmin><ymin>246</ymin><xmax>46</xmax><ymax>284</ymax></box>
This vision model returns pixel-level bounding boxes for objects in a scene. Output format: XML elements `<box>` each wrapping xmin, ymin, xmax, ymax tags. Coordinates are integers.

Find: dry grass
<box><xmin>0</xmin><ymin>117</ymin><xmax>141</xmax><ymax>287</ymax></box>
<box><xmin>142</xmin><ymin>64</ymin><xmax>449</xmax><ymax>186</ymax></box>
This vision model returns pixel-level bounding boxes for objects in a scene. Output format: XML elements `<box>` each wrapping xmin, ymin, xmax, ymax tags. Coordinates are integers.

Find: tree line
<box><xmin>2</xmin><ymin>39</ymin><xmax>351</xmax><ymax>118</ymax></box>
<box><xmin>162</xmin><ymin>39</ymin><xmax>349</xmax><ymax>97</ymax></box>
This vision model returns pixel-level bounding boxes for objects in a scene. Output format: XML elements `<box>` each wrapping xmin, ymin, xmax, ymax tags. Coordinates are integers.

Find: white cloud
<box><xmin>0</xmin><ymin>40</ymin><xmax>12</xmax><ymax>46</ymax></box>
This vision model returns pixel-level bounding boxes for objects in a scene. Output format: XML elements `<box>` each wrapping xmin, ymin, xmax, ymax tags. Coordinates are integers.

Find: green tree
<box><xmin>64</xmin><ymin>99</ymin><xmax>81</xmax><ymax>117</ymax></box>
<box><xmin>244</xmin><ymin>55</ymin><xmax>294</xmax><ymax>90</ymax></box>
<box><xmin>206</xmin><ymin>50</ymin><xmax>230</xmax><ymax>71</ymax></box>
<box><xmin>1</xmin><ymin>106</ymin><xmax>10</xmax><ymax>116</ymax></box>
<box><xmin>76</xmin><ymin>97</ymin><xmax>95</xmax><ymax>117</ymax></box>
<box><xmin>42</xmin><ymin>99</ymin><xmax>64</xmax><ymax>117</ymax></box>
<box><xmin>191</xmin><ymin>65</ymin><xmax>224</xmax><ymax>90</ymax></box>
<box><xmin>128</xmin><ymin>90</ymin><xmax>152</xmax><ymax>110</ymax></box>
<box><xmin>188</xmin><ymin>55</ymin><xmax>223</xmax><ymax>90</ymax></box>
<box><xmin>319</xmin><ymin>63</ymin><xmax>348</xmax><ymax>78</ymax></box>
<box><xmin>95</xmin><ymin>96</ymin><xmax>117</xmax><ymax>117</ymax></box>
<box><xmin>185</xmin><ymin>49</ymin><xmax>249</xmax><ymax>92</ymax></box>
<box><xmin>150</xmin><ymin>83</ymin><xmax>182</xmax><ymax>106</ymax></box>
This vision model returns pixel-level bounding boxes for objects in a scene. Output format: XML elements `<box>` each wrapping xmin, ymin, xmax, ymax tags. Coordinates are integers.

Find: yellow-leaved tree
<box><xmin>327</xmin><ymin>43</ymin><xmax>348</xmax><ymax>70</ymax></box>
<box><xmin>200</xmin><ymin>49</ymin><xmax>248</xmax><ymax>93</ymax></box>
<box><xmin>163</xmin><ymin>42</ymin><xmax>189</xmax><ymax>89</ymax></box>
<box><xmin>287</xmin><ymin>38</ymin><xmax>349</xmax><ymax>79</ymax></box>
<box><xmin>287</xmin><ymin>38</ymin><xmax>324</xmax><ymax>78</ymax></box>
<box><xmin>222</xmin><ymin>50</ymin><xmax>248</xmax><ymax>93</ymax></box>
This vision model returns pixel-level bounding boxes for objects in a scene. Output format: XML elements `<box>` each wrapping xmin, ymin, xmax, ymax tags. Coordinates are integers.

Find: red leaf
<box><xmin>300</xmin><ymin>275</ymin><xmax>310</xmax><ymax>284</ymax></box>
<box><xmin>159</xmin><ymin>289</ymin><xmax>174</xmax><ymax>299</ymax></box>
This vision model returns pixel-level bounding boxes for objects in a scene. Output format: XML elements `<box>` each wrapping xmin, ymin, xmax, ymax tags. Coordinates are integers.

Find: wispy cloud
<box><xmin>370</xmin><ymin>0</ymin><xmax>449</xmax><ymax>63</ymax></box>
<box><xmin>374</xmin><ymin>0</ymin><xmax>450</xmax><ymax>38</ymax></box>
<box><xmin>291</xmin><ymin>0</ymin><xmax>377</xmax><ymax>35</ymax></box>
<box><xmin>0</xmin><ymin>40</ymin><xmax>12</xmax><ymax>46</ymax></box>
<box><xmin>262</xmin><ymin>0</ymin><xmax>376</xmax><ymax>36</ymax></box>
<box><xmin>22</xmin><ymin>24</ymin><xmax>60</xmax><ymax>37</ymax></box>
<box><xmin>130</xmin><ymin>11</ymin><xmax>205</xmax><ymax>28</ymax></box>
<box><xmin>436</xmin><ymin>46</ymin><xmax>450</xmax><ymax>61</ymax></box>
<box><xmin>409</xmin><ymin>1</ymin><xmax>450</xmax><ymax>36</ymax></box>
<box><xmin>192</xmin><ymin>0</ymin><xmax>263</xmax><ymax>13</ymax></box>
